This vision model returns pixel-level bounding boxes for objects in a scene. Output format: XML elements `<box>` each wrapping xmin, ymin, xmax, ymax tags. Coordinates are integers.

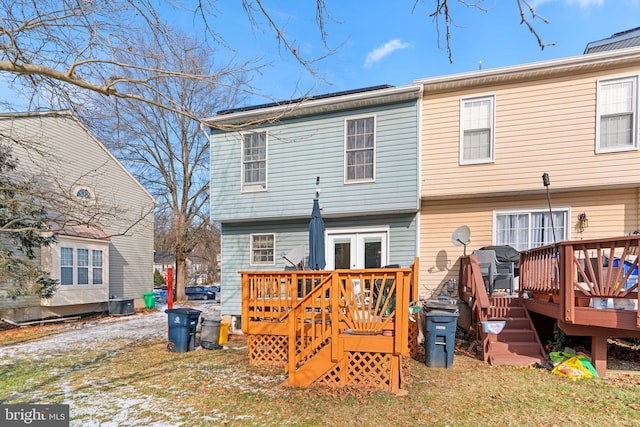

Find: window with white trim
<box><xmin>60</xmin><ymin>247</ymin><xmax>73</xmax><ymax>285</ymax></box>
<box><xmin>242</xmin><ymin>131</ymin><xmax>267</xmax><ymax>191</ymax></box>
<box><xmin>77</xmin><ymin>248</ymin><xmax>89</xmax><ymax>284</ymax></box>
<box><xmin>345</xmin><ymin>116</ymin><xmax>375</xmax><ymax>182</ymax></box>
<box><xmin>92</xmin><ymin>249</ymin><xmax>103</xmax><ymax>284</ymax></box>
<box><xmin>495</xmin><ymin>209</ymin><xmax>568</xmax><ymax>251</ymax></box>
<box><xmin>597</xmin><ymin>76</ymin><xmax>638</xmax><ymax>152</ymax></box>
<box><xmin>460</xmin><ymin>95</ymin><xmax>495</xmax><ymax>164</ymax></box>
<box><xmin>250</xmin><ymin>233</ymin><xmax>275</xmax><ymax>265</ymax></box>
<box><xmin>60</xmin><ymin>246</ymin><xmax>105</xmax><ymax>285</ymax></box>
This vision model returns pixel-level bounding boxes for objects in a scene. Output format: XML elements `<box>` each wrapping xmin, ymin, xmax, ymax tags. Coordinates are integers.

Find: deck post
<box><xmin>560</xmin><ymin>243</ymin><xmax>575</xmax><ymax>324</ymax></box>
<box><xmin>591</xmin><ymin>335</ymin><xmax>608</xmax><ymax>377</ymax></box>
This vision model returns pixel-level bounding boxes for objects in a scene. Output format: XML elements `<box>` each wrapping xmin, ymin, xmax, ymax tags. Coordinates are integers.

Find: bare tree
<box><xmin>0</xmin><ymin>0</ymin><xmax>335</xmax><ymax>121</ymax></box>
<box><xmin>413</xmin><ymin>0</ymin><xmax>556</xmax><ymax>63</ymax></box>
<box><xmin>0</xmin><ymin>1</ymin><xmax>558</xmax><ymax>120</ymax></box>
<box><xmin>86</xmin><ymin>33</ymin><xmax>233</xmax><ymax>301</ymax></box>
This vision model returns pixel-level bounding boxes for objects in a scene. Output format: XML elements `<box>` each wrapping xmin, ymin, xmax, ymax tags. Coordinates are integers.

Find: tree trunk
<box><xmin>175</xmin><ymin>255</ymin><xmax>188</xmax><ymax>301</ymax></box>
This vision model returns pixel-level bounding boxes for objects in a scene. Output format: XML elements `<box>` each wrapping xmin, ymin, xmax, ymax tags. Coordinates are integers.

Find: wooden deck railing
<box><xmin>240</xmin><ymin>260</ymin><xmax>419</xmax><ymax>391</ymax></box>
<box><xmin>241</xmin><ymin>271</ymin><xmax>332</xmax><ymax>324</ymax></box>
<box><xmin>241</xmin><ymin>262</ymin><xmax>418</xmax><ymax>337</ymax></box>
<box><xmin>520</xmin><ymin>237</ymin><xmax>640</xmax><ymax>329</ymax></box>
<box><xmin>459</xmin><ymin>254</ymin><xmax>491</xmax><ymax>323</ymax></box>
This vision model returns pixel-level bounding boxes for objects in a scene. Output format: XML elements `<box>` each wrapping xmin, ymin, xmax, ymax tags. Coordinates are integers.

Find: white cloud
<box><xmin>364</xmin><ymin>39</ymin><xmax>410</xmax><ymax>68</ymax></box>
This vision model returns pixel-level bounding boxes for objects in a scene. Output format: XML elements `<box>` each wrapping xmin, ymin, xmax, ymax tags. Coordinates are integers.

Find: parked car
<box><xmin>185</xmin><ymin>285</ymin><xmax>217</xmax><ymax>300</ymax></box>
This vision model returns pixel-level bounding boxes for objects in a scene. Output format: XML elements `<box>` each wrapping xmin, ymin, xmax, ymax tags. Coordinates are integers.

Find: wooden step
<box><xmin>284</xmin><ymin>343</ymin><xmax>334</xmax><ymax>387</ymax></box>
<box><xmin>489</xmin><ymin>351</ymin><xmax>546</xmax><ymax>366</ymax></box>
<box><xmin>488</xmin><ymin>341</ymin><xmax>546</xmax><ymax>366</ymax></box>
<box><xmin>489</xmin><ymin>317</ymin><xmax>531</xmax><ymax>330</ymax></box>
<box><xmin>495</xmin><ymin>328</ymin><xmax>538</xmax><ymax>342</ymax></box>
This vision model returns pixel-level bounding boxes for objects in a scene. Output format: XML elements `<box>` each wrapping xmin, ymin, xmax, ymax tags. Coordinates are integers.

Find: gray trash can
<box><xmin>200</xmin><ymin>318</ymin><xmax>223</xmax><ymax>350</ymax></box>
<box><xmin>423</xmin><ymin>309</ymin><xmax>459</xmax><ymax>368</ymax></box>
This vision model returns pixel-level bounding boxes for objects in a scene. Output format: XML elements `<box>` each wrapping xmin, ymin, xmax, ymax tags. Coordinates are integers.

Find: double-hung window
<box><xmin>460</xmin><ymin>95</ymin><xmax>495</xmax><ymax>164</ymax></box>
<box><xmin>242</xmin><ymin>131</ymin><xmax>267</xmax><ymax>191</ymax></box>
<box><xmin>250</xmin><ymin>234</ymin><xmax>275</xmax><ymax>265</ymax></box>
<box><xmin>494</xmin><ymin>209</ymin><xmax>568</xmax><ymax>251</ymax></box>
<box><xmin>77</xmin><ymin>248</ymin><xmax>89</xmax><ymax>285</ymax></box>
<box><xmin>345</xmin><ymin>116</ymin><xmax>375</xmax><ymax>182</ymax></box>
<box><xmin>92</xmin><ymin>249</ymin><xmax>103</xmax><ymax>284</ymax></box>
<box><xmin>597</xmin><ymin>76</ymin><xmax>638</xmax><ymax>152</ymax></box>
<box><xmin>60</xmin><ymin>247</ymin><xmax>74</xmax><ymax>285</ymax></box>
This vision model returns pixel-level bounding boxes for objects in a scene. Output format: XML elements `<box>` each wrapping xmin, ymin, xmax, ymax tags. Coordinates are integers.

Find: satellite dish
<box><xmin>451</xmin><ymin>225</ymin><xmax>471</xmax><ymax>255</ymax></box>
<box><xmin>282</xmin><ymin>245</ymin><xmax>306</xmax><ymax>269</ymax></box>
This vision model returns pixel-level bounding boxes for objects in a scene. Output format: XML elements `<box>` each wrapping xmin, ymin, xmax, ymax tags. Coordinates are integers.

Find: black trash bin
<box><xmin>423</xmin><ymin>308</ymin><xmax>459</xmax><ymax>368</ymax></box>
<box><xmin>165</xmin><ymin>308</ymin><xmax>201</xmax><ymax>353</ymax></box>
<box><xmin>200</xmin><ymin>317</ymin><xmax>222</xmax><ymax>350</ymax></box>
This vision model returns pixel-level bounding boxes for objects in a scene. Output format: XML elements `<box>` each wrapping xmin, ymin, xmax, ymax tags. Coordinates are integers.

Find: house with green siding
<box><xmin>205</xmin><ymin>85</ymin><xmax>422</xmax><ymax>328</ymax></box>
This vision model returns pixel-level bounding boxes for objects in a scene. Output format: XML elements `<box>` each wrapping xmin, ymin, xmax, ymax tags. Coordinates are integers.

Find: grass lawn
<box><xmin>1</xmin><ymin>321</ymin><xmax>640</xmax><ymax>426</ymax></box>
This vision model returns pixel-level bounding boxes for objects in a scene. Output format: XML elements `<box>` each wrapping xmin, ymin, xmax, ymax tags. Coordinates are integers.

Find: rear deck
<box><xmin>460</xmin><ymin>236</ymin><xmax>640</xmax><ymax>376</ymax></box>
<box><xmin>240</xmin><ymin>259</ymin><xmax>420</xmax><ymax>394</ymax></box>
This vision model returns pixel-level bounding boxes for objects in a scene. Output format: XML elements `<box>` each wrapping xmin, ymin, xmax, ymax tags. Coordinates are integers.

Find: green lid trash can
<box><xmin>144</xmin><ymin>292</ymin><xmax>156</xmax><ymax>309</ymax></box>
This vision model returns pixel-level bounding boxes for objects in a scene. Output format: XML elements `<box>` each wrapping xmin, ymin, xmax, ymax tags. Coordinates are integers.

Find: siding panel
<box><xmin>220</xmin><ymin>213</ymin><xmax>417</xmax><ymax>316</ymax></box>
<box><xmin>422</xmin><ymin>65</ymin><xmax>640</xmax><ymax>199</ymax></box>
<box><xmin>211</xmin><ymin>101</ymin><xmax>420</xmax><ymax>222</ymax></box>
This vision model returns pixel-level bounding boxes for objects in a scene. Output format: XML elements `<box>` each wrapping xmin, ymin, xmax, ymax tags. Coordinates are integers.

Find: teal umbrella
<box><xmin>308</xmin><ymin>198</ymin><xmax>326</xmax><ymax>270</ymax></box>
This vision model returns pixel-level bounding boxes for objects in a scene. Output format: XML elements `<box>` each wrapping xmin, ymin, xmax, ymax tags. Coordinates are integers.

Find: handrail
<box><xmin>520</xmin><ymin>236</ymin><xmax>640</xmax><ymax>328</ymax></box>
<box><xmin>460</xmin><ymin>254</ymin><xmax>491</xmax><ymax>320</ymax></box>
<box><xmin>521</xmin><ymin>236</ymin><xmax>640</xmax><ymax>298</ymax></box>
<box><xmin>460</xmin><ymin>254</ymin><xmax>492</xmax><ymax>362</ymax></box>
<box><xmin>241</xmin><ymin>259</ymin><xmax>418</xmax><ymax>381</ymax></box>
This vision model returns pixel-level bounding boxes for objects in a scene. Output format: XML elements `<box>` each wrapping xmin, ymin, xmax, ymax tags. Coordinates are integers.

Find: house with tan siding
<box><xmin>415</xmin><ymin>46</ymin><xmax>640</xmax><ymax>295</ymax></box>
<box><xmin>0</xmin><ymin>111</ymin><xmax>155</xmax><ymax>322</ymax></box>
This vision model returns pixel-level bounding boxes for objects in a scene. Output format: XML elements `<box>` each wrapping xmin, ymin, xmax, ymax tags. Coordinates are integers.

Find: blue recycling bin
<box><xmin>612</xmin><ymin>258</ymin><xmax>638</xmax><ymax>290</ymax></box>
<box><xmin>423</xmin><ymin>309</ymin><xmax>459</xmax><ymax>368</ymax></box>
<box><xmin>165</xmin><ymin>308</ymin><xmax>201</xmax><ymax>353</ymax></box>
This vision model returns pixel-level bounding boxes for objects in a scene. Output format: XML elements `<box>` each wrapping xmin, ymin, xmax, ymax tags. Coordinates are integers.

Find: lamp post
<box><xmin>542</xmin><ymin>172</ymin><xmax>559</xmax><ymax>255</ymax></box>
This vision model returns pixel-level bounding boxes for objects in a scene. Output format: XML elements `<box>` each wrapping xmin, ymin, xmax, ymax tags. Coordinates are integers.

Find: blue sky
<box><xmin>220</xmin><ymin>0</ymin><xmax>640</xmax><ymax>106</ymax></box>
<box><xmin>2</xmin><ymin>0</ymin><xmax>640</xmax><ymax>110</ymax></box>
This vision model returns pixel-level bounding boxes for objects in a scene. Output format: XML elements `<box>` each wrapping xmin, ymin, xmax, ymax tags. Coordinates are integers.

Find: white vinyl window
<box><xmin>460</xmin><ymin>95</ymin><xmax>495</xmax><ymax>164</ymax></box>
<box><xmin>60</xmin><ymin>247</ymin><xmax>74</xmax><ymax>285</ymax></box>
<box><xmin>345</xmin><ymin>116</ymin><xmax>375</xmax><ymax>182</ymax></box>
<box><xmin>597</xmin><ymin>76</ymin><xmax>638</xmax><ymax>152</ymax></box>
<box><xmin>77</xmin><ymin>248</ymin><xmax>89</xmax><ymax>285</ymax></box>
<box><xmin>250</xmin><ymin>233</ymin><xmax>275</xmax><ymax>265</ymax></box>
<box><xmin>242</xmin><ymin>131</ymin><xmax>267</xmax><ymax>191</ymax></box>
<box><xmin>59</xmin><ymin>246</ymin><xmax>105</xmax><ymax>285</ymax></box>
<box><xmin>92</xmin><ymin>249</ymin><xmax>103</xmax><ymax>285</ymax></box>
<box><xmin>494</xmin><ymin>209</ymin><xmax>568</xmax><ymax>251</ymax></box>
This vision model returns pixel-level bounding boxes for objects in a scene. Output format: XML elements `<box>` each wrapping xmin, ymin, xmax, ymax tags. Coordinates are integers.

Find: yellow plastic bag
<box><xmin>551</xmin><ymin>355</ymin><xmax>598</xmax><ymax>380</ymax></box>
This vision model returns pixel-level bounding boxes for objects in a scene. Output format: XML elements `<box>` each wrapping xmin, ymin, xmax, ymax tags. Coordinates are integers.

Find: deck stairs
<box><xmin>484</xmin><ymin>296</ymin><xmax>547</xmax><ymax>366</ymax></box>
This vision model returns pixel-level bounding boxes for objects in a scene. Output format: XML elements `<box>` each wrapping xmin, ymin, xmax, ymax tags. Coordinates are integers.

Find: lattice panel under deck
<box><xmin>247</xmin><ymin>334</ymin><xmax>288</xmax><ymax>367</ymax></box>
<box><xmin>408</xmin><ymin>313</ymin><xmax>420</xmax><ymax>357</ymax></box>
<box><xmin>317</xmin><ymin>364</ymin><xmax>343</xmax><ymax>387</ymax></box>
<box><xmin>348</xmin><ymin>352</ymin><xmax>393</xmax><ymax>389</ymax></box>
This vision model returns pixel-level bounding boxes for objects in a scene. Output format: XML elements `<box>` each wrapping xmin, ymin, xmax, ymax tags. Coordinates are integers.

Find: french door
<box><xmin>326</xmin><ymin>230</ymin><xmax>388</xmax><ymax>269</ymax></box>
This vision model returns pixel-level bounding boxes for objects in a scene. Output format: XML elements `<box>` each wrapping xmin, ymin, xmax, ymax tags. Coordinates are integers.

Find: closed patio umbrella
<box><xmin>308</xmin><ymin>198</ymin><xmax>326</xmax><ymax>270</ymax></box>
